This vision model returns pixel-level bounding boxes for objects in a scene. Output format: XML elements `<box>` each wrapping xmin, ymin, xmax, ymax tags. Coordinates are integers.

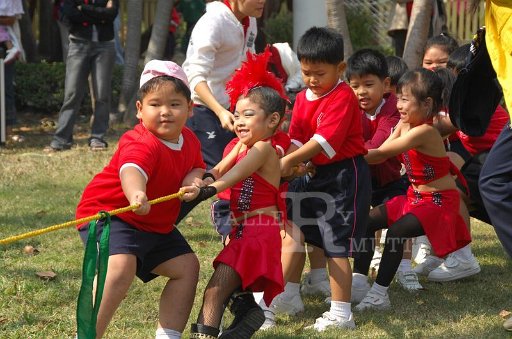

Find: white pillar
<box><xmin>293</xmin><ymin>0</ymin><xmax>328</xmax><ymax>50</ymax></box>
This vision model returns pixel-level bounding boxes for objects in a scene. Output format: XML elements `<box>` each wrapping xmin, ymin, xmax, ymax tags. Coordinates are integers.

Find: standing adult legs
<box><xmin>479</xmin><ymin>123</ymin><xmax>512</xmax><ymax>258</ymax></box>
<box><xmin>52</xmin><ymin>39</ymin><xmax>91</xmax><ymax>147</ymax></box>
<box><xmin>90</xmin><ymin>40</ymin><xmax>115</xmax><ymax>141</ymax></box>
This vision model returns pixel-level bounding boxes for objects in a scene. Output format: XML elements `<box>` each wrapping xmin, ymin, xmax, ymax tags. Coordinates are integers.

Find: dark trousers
<box><xmin>479</xmin><ymin>121</ymin><xmax>512</xmax><ymax>258</ymax></box>
<box><xmin>187</xmin><ymin>105</ymin><xmax>235</xmax><ymax>169</ymax></box>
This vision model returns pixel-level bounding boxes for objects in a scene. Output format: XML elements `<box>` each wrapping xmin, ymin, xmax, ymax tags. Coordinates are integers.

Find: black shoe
<box><xmin>190</xmin><ymin>323</ymin><xmax>220</xmax><ymax>339</ymax></box>
<box><xmin>219</xmin><ymin>293</ymin><xmax>265</xmax><ymax>339</ymax></box>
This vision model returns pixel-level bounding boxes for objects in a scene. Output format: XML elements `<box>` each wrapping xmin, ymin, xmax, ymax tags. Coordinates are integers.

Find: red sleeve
<box><xmin>315</xmin><ymin>84</ymin><xmax>359</xmax><ymax>151</ymax></box>
<box><xmin>288</xmin><ymin>91</ymin><xmax>307</xmax><ymax>145</ymax></box>
<box><xmin>118</xmin><ymin>139</ymin><xmax>159</xmax><ymax>179</ymax></box>
<box><xmin>365</xmin><ymin>113</ymin><xmax>399</xmax><ymax>149</ymax></box>
<box><xmin>272</xmin><ymin>131</ymin><xmax>291</xmax><ymax>156</ymax></box>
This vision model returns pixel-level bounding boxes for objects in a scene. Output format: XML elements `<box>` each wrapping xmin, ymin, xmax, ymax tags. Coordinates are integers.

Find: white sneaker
<box><xmin>427</xmin><ymin>253</ymin><xmax>481</xmax><ymax>282</ymax></box>
<box><xmin>301</xmin><ymin>272</ymin><xmax>331</xmax><ymax>297</ymax></box>
<box><xmin>395</xmin><ymin>271</ymin><xmax>424</xmax><ymax>291</ymax></box>
<box><xmin>413</xmin><ymin>236</ymin><xmax>431</xmax><ymax>264</ymax></box>
<box><xmin>4</xmin><ymin>46</ymin><xmax>20</xmax><ymax>64</ymax></box>
<box><xmin>259</xmin><ymin>309</ymin><xmax>276</xmax><ymax>330</ymax></box>
<box><xmin>355</xmin><ymin>290</ymin><xmax>391</xmax><ymax>311</ymax></box>
<box><xmin>270</xmin><ymin>292</ymin><xmax>304</xmax><ymax>316</ymax></box>
<box><xmin>413</xmin><ymin>255</ymin><xmax>444</xmax><ymax>276</ymax></box>
<box><xmin>306</xmin><ymin>311</ymin><xmax>355</xmax><ymax>331</ymax></box>
<box><xmin>257</xmin><ymin>297</ymin><xmax>276</xmax><ymax>330</ymax></box>
<box><xmin>351</xmin><ymin>280</ymin><xmax>371</xmax><ymax>304</ymax></box>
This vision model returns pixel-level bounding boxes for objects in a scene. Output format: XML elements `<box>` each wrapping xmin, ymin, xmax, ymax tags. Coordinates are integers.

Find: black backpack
<box><xmin>448</xmin><ymin>27</ymin><xmax>503</xmax><ymax>137</ymax></box>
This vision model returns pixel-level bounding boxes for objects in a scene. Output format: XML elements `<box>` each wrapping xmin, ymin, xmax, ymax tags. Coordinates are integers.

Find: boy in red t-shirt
<box><xmin>346</xmin><ymin>49</ymin><xmax>423</xmax><ymax>293</ymax></box>
<box><xmin>277</xmin><ymin>27</ymin><xmax>372</xmax><ymax>331</ymax></box>
<box><xmin>76</xmin><ymin>60</ymin><xmax>205</xmax><ymax>338</ymax></box>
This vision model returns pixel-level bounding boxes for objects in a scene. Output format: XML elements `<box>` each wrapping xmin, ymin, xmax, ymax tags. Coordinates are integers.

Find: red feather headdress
<box><xmin>226</xmin><ymin>46</ymin><xmax>289</xmax><ymax>110</ymax></box>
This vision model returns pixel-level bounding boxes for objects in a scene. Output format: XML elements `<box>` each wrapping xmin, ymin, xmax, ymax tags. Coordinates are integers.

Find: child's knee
<box><xmin>183</xmin><ymin>253</ymin><xmax>200</xmax><ymax>282</ymax></box>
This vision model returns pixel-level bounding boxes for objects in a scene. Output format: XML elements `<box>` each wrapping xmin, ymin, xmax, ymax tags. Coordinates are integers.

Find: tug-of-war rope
<box><xmin>0</xmin><ymin>190</ymin><xmax>185</xmax><ymax>339</ymax></box>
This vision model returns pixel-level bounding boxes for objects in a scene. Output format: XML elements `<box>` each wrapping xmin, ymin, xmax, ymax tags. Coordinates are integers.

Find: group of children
<box><xmin>72</xmin><ymin>22</ymin><xmax>508</xmax><ymax>339</ymax></box>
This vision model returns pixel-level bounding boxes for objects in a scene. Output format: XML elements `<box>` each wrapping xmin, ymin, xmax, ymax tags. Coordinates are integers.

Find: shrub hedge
<box><xmin>14</xmin><ymin>62</ymin><xmax>123</xmax><ymax>114</ymax></box>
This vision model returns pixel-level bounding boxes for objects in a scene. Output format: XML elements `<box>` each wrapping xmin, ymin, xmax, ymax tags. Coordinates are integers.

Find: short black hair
<box><xmin>447</xmin><ymin>43</ymin><xmax>471</xmax><ymax>74</ymax></box>
<box><xmin>138</xmin><ymin>76</ymin><xmax>191</xmax><ymax>102</ymax></box>
<box><xmin>244</xmin><ymin>86</ymin><xmax>286</xmax><ymax>121</ymax></box>
<box><xmin>297</xmin><ymin>27</ymin><xmax>344</xmax><ymax>65</ymax></box>
<box><xmin>424</xmin><ymin>34</ymin><xmax>459</xmax><ymax>57</ymax></box>
<box><xmin>397</xmin><ymin>68</ymin><xmax>443</xmax><ymax>119</ymax></box>
<box><xmin>385</xmin><ymin>55</ymin><xmax>409</xmax><ymax>86</ymax></box>
<box><xmin>434</xmin><ymin>67</ymin><xmax>456</xmax><ymax>108</ymax></box>
<box><xmin>345</xmin><ymin>48</ymin><xmax>389</xmax><ymax>81</ymax></box>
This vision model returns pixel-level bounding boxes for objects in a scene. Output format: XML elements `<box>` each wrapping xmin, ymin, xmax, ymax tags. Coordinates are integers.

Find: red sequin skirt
<box><xmin>214</xmin><ymin>214</ymin><xmax>284</xmax><ymax>306</ymax></box>
<box><xmin>385</xmin><ymin>187</ymin><xmax>471</xmax><ymax>257</ymax></box>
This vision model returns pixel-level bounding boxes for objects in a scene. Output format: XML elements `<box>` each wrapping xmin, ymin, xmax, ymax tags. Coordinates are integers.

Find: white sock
<box><xmin>352</xmin><ymin>272</ymin><xmax>368</xmax><ymax>286</ymax></box>
<box><xmin>330</xmin><ymin>300</ymin><xmax>352</xmax><ymax>320</ymax></box>
<box><xmin>370</xmin><ymin>282</ymin><xmax>389</xmax><ymax>296</ymax></box>
<box><xmin>284</xmin><ymin>282</ymin><xmax>300</xmax><ymax>296</ymax></box>
<box><xmin>379</xmin><ymin>229</ymin><xmax>388</xmax><ymax>245</ymax></box>
<box><xmin>155</xmin><ymin>328</ymin><xmax>181</xmax><ymax>339</ymax></box>
<box><xmin>452</xmin><ymin>245</ymin><xmax>474</xmax><ymax>262</ymax></box>
<box><xmin>309</xmin><ymin>268</ymin><xmax>327</xmax><ymax>283</ymax></box>
<box><xmin>397</xmin><ymin>259</ymin><xmax>412</xmax><ymax>272</ymax></box>
<box><xmin>253</xmin><ymin>292</ymin><xmax>264</xmax><ymax>305</ymax></box>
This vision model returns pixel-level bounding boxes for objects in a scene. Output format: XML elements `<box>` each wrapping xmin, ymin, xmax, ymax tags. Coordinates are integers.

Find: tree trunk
<box><xmin>19</xmin><ymin>0</ymin><xmax>39</xmax><ymax>63</ymax></box>
<box><xmin>143</xmin><ymin>0</ymin><xmax>173</xmax><ymax>64</ymax></box>
<box><xmin>121</xmin><ymin>0</ymin><xmax>143</xmax><ymax>125</ymax></box>
<box><xmin>402</xmin><ymin>0</ymin><xmax>433</xmax><ymax>69</ymax></box>
<box><xmin>325</xmin><ymin>0</ymin><xmax>353</xmax><ymax>59</ymax></box>
<box><xmin>38</xmin><ymin>0</ymin><xmax>61</xmax><ymax>61</ymax></box>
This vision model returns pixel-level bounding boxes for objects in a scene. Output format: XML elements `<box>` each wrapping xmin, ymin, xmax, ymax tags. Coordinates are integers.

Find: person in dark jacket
<box><xmin>46</xmin><ymin>0</ymin><xmax>118</xmax><ymax>151</ymax></box>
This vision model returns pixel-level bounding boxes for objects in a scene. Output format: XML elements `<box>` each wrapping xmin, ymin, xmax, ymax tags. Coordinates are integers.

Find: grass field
<box><xmin>1</xmin><ymin>113</ymin><xmax>511</xmax><ymax>338</ymax></box>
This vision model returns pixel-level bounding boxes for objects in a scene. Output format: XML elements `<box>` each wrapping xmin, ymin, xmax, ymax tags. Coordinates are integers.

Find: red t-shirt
<box><xmin>289</xmin><ymin>81</ymin><xmax>366</xmax><ymax>165</ymax></box>
<box><xmin>456</xmin><ymin>105</ymin><xmax>509</xmax><ymax>155</ymax></box>
<box><xmin>76</xmin><ymin>124</ymin><xmax>205</xmax><ymax>233</ymax></box>
<box><xmin>362</xmin><ymin>93</ymin><xmax>402</xmax><ymax>186</ymax></box>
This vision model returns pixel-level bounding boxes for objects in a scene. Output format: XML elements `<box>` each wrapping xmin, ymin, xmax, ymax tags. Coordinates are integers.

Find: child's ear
<box><xmin>383</xmin><ymin>77</ymin><xmax>391</xmax><ymax>92</ymax></box>
<box><xmin>269</xmin><ymin>112</ymin><xmax>281</xmax><ymax>128</ymax></box>
<box><xmin>423</xmin><ymin>97</ymin><xmax>434</xmax><ymax>115</ymax></box>
<box><xmin>187</xmin><ymin>100</ymin><xmax>193</xmax><ymax>117</ymax></box>
<box><xmin>337</xmin><ymin>61</ymin><xmax>347</xmax><ymax>78</ymax></box>
<box><xmin>136</xmin><ymin>100</ymin><xmax>143</xmax><ymax>119</ymax></box>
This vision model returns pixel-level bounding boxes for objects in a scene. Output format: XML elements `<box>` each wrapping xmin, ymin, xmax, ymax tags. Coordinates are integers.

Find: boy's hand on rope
<box><xmin>180</xmin><ymin>185</ymin><xmax>201</xmax><ymax>202</ymax></box>
<box><xmin>130</xmin><ymin>191</ymin><xmax>150</xmax><ymax>215</ymax></box>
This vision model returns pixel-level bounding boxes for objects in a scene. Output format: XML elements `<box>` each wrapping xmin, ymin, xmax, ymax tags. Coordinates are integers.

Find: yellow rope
<box><xmin>0</xmin><ymin>191</ymin><xmax>185</xmax><ymax>246</ymax></box>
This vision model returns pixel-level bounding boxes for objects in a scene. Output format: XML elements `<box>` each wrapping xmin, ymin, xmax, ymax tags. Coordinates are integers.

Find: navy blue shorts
<box><xmin>286</xmin><ymin>156</ymin><xmax>372</xmax><ymax>258</ymax></box>
<box><xmin>78</xmin><ymin>217</ymin><xmax>194</xmax><ymax>283</ymax></box>
<box><xmin>187</xmin><ymin>105</ymin><xmax>236</xmax><ymax>169</ymax></box>
<box><xmin>371</xmin><ymin>175</ymin><xmax>409</xmax><ymax>207</ymax></box>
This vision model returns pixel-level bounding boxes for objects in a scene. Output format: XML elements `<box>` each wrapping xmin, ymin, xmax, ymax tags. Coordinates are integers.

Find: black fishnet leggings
<box><xmin>197</xmin><ymin>263</ymin><xmax>241</xmax><ymax>328</ymax></box>
<box><xmin>353</xmin><ymin>205</ymin><xmax>425</xmax><ymax>287</ymax></box>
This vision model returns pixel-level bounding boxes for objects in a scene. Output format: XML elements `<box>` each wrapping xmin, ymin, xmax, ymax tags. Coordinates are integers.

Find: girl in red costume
<box><xmin>352</xmin><ymin>68</ymin><xmax>471</xmax><ymax>311</ymax></box>
<box><xmin>189</xmin><ymin>48</ymin><xmax>289</xmax><ymax>339</ymax></box>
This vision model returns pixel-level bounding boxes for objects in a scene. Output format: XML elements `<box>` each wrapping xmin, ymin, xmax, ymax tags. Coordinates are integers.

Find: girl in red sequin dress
<box><xmin>352</xmin><ymin>68</ymin><xmax>471</xmax><ymax>312</ymax></box>
<box><xmin>189</xmin><ymin>48</ymin><xmax>290</xmax><ymax>339</ymax></box>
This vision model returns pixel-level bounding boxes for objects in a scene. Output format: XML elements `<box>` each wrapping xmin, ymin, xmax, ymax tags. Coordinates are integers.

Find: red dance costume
<box><xmin>213</xmin><ymin>146</ymin><xmax>286</xmax><ymax>306</ymax></box>
<box><xmin>385</xmin><ymin>149</ymin><xmax>471</xmax><ymax>257</ymax></box>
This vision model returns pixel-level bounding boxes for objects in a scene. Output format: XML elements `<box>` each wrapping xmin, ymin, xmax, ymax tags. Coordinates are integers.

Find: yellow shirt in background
<box><xmin>486</xmin><ymin>0</ymin><xmax>512</xmax><ymax>120</ymax></box>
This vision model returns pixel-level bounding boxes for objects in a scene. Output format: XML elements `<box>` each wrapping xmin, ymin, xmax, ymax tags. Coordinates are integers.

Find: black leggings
<box><xmin>353</xmin><ymin>205</ymin><xmax>425</xmax><ymax>287</ymax></box>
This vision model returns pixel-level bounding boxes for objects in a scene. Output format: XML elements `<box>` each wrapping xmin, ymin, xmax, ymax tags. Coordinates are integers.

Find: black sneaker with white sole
<box><xmin>220</xmin><ymin>292</ymin><xmax>265</xmax><ymax>339</ymax></box>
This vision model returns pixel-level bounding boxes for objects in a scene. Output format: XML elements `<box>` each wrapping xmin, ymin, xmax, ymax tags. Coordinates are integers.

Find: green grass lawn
<box><xmin>1</xmin><ymin>114</ymin><xmax>511</xmax><ymax>338</ymax></box>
